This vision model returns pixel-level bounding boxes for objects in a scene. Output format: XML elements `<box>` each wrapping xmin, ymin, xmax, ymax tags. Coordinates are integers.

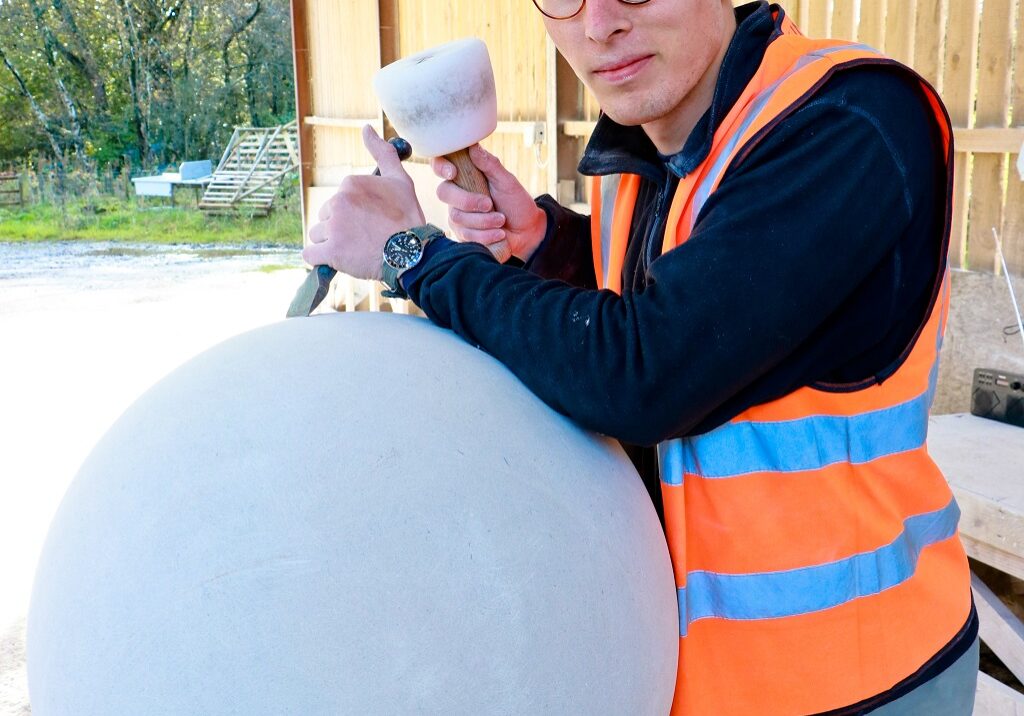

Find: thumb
<box><xmin>469</xmin><ymin>144</ymin><xmax>519</xmax><ymax>192</ymax></box>
<box><xmin>362</xmin><ymin>124</ymin><xmax>406</xmax><ymax>177</ymax></box>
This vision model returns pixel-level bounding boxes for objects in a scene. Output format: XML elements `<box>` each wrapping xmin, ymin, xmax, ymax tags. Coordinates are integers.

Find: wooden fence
<box><xmin>0</xmin><ymin>159</ymin><xmax>135</xmax><ymax>205</ymax></box>
<box><xmin>784</xmin><ymin>0</ymin><xmax>1024</xmax><ymax>275</ymax></box>
<box><xmin>0</xmin><ymin>173</ymin><xmax>23</xmax><ymax>208</ymax></box>
<box><xmin>290</xmin><ymin>0</ymin><xmax>1024</xmax><ymax>274</ymax></box>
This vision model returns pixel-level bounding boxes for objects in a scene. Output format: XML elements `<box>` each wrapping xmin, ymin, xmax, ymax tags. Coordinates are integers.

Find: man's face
<box><xmin>543</xmin><ymin>0</ymin><xmax>730</xmax><ymax>128</ymax></box>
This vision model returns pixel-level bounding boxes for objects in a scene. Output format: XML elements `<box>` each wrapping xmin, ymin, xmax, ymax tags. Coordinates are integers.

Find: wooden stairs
<box><xmin>199</xmin><ymin>120</ymin><xmax>299</xmax><ymax>216</ymax></box>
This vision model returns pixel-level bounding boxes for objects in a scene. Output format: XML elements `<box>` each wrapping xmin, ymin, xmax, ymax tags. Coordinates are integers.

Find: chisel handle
<box><xmin>287</xmin><ymin>137</ymin><xmax>413</xmax><ymax>318</ymax></box>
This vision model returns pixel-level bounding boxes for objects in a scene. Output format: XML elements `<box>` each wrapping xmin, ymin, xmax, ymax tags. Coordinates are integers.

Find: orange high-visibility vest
<box><xmin>590</xmin><ymin>11</ymin><xmax>970</xmax><ymax>716</ymax></box>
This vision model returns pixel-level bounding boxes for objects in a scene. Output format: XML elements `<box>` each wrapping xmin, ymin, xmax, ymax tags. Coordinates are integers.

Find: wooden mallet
<box><xmin>373</xmin><ymin>38</ymin><xmax>512</xmax><ymax>263</ymax></box>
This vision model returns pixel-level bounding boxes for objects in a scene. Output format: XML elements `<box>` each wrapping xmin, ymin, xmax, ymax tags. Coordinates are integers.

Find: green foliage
<box><xmin>0</xmin><ymin>0</ymin><xmax>296</xmax><ymax>169</ymax></box>
<box><xmin>0</xmin><ymin>198</ymin><xmax>303</xmax><ymax>246</ymax></box>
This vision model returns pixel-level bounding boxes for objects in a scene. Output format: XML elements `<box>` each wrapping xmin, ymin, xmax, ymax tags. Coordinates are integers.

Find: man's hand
<box><xmin>303</xmin><ymin>125</ymin><xmax>426</xmax><ymax>280</ymax></box>
<box><xmin>431</xmin><ymin>145</ymin><xmax>548</xmax><ymax>262</ymax></box>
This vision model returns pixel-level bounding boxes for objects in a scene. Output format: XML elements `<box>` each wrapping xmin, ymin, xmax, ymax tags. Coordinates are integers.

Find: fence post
<box><xmin>123</xmin><ymin>157</ymin><xmax>132</xmax><ymax>200</ymax></box>
<box><xmin>36</xmin><ymin>157</ymin><xmax>45</xmax><ymax>204</ymax></box>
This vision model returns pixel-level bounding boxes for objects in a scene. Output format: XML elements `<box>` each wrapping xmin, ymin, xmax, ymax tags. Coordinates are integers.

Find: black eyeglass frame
<box><xmin>531</xmin><ymin>0</ymin><xmax>653</xmax><ymax>21</ymax></box>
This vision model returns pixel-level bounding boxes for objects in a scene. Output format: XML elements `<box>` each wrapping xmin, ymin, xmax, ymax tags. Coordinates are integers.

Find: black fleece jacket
<box><xmin>400</xmin><ymin>5</ymin><xmax>976</xmax><ymax>709</ymax></box>
<box><xmin>403</xmin><ymin>2</ymin><xmax>946</xmax><ymax>492</ymax></box>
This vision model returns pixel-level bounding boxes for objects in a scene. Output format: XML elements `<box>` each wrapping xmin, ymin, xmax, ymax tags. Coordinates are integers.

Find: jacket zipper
<box><xmin>642</xmin><ymin>168</ymin><xmax>678</xmax><ymax>277</ymax></box>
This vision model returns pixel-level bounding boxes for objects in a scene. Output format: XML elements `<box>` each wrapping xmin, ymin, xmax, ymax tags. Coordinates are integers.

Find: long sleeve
<box><xmin>404</xmin><ymin>69</ymin><xmax>942</xmax><ymax>446</ymax></box>
<box><xmin>521</xmin><ymin>194</ymin><xmax>597</xmax><ymax>288</ymax></box>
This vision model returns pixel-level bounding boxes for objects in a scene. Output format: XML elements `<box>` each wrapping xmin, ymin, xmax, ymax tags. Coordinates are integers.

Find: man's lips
<box><xmin>593</xmin><ymin>55</ymin><xmax>654</xmax><ymax>82</ymax></box>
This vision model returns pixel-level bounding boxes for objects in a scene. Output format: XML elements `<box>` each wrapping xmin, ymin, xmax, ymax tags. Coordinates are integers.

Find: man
<box><xmin>303</xmin><ymin>1</ymin><xmax>978</xmax><ymax>713</ymax></box>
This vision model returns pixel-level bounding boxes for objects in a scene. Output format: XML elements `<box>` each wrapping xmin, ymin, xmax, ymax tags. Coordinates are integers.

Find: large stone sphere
<box><xmin>28</xmin><ymin>313</ymin><xmax>677</xmax><ymax>715</ymax></box>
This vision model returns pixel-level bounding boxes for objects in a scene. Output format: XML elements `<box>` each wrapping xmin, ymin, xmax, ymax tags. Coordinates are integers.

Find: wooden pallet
<box><xmin>199</xmin><ymin>121</ymin><xmax>298</xmax><ymax>216</ymax></box>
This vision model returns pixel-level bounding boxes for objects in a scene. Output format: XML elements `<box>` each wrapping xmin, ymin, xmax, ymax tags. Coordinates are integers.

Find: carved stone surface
<box><xmin>28</xmin><ymin>312</ymin><xmax>677</xmax><ymax>715</ymax></box>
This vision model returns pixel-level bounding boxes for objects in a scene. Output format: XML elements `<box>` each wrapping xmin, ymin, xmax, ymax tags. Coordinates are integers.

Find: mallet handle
<box><xmin>444</xmin><ymin>148</ymin><xmax>513</xmax><ymax>264</ymax></box>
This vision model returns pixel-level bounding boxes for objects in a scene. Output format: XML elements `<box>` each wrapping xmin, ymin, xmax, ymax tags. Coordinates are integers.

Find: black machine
<box><xmin>971</xmin><ymin>368</ymin><xmax>1024</xmax><ymax>428</ymax></box>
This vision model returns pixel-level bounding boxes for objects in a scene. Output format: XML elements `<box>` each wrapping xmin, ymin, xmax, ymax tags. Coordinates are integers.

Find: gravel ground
<box><xmin>0</xmin><ymin>621</ymin><xmax>28</xmax><ymax>716</ymax></box>
<box><xmin>0</xmin><ymin>242</ymin><xmax>307</xmax><ymax>714</ymax></box>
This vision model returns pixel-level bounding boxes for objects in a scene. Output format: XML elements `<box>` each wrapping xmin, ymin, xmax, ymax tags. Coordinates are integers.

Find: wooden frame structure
<box><xmin>198</xmin><ymin>121</ymin><xmax>300</xmax><ymax>216</ymax></box>
<box><xmin>0</xmin><ymin>172</ymin><xmax>23</xmax><ymax>208</ymax></box>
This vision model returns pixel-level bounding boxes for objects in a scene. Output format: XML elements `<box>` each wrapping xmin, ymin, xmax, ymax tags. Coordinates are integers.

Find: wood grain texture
<box><xmin>943</xmin><ymin>0</ymin><xmax>980</xmax><ymax>268</ymax></box>
<box><xmin>288</xmin><ymin>0</ymin><xmax>1024</xmax><ymax>279</ymax></box>
<box><xmin>806</xmin><ymin>0</ymin><xmax>831</xmax><ymax>39</ymax></box>
<box><xmin>973</xmin><ymin>572</ymin><xmax>1024</xmax><ymax>685</ymax></box>
<box><xmin>884</xmin><ymin>0</ymin><xmax>916</xmax><ymax>66</ymax></box>
<box><xmin>830</xmin><ymin>0</ymin><xmax>857</xmax><ymax>40</ymax></box>
<box><xmin>858</xmin><ymin>0</ymin><xmax>888</xmax><ymax>51</ymax></box>
<box><xmin>967</xmin><ymin>0</ymin><xmax>1014</xmax><ymax>272</ymax></box>
<box><xmin>290</xmin><ymin>0</ymin><xmax>314</xmax><ymax>244</ymax></box>
<box><xmin>975</xmin><ymin>672</ymin><xmax>1024</xmax><ymax>715</ymax></box>
<box><xmin>913</xmin><ymin>0</ymin><xmax>945</xmax><ymax>90</ymax></box>
<box><xmin>1002</xmin><ymin>0</ymin><xmax>1024</xmax><ymax>275</ymax></box>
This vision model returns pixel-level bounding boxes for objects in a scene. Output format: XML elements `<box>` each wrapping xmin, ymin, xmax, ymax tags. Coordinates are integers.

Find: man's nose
<box><xmin>583</xmin><ymin>0</ymin><xmax>632</xmax><ymax>43</ymax></box>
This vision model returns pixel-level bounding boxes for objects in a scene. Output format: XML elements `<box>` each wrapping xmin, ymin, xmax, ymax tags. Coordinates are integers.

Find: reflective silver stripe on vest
<box><xmin>599</xmin><ymin>173</ymin><xmax>622</xmax><ymax>287</ymax></box>
<box><xmin>689</xmin><ymin>43</ymin><xmax>879</xmax><ymax>229</ymax></box>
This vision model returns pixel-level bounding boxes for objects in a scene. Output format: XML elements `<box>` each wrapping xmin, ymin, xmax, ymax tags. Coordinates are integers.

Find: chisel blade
<box><xmin>286</xmin><ymin>264</ymin><xmax>337</xmax><ymax>318</ymax></box>
<box><xmin>285</xmin><ymin>136</ymin><xmax>412</xmax><ymax>319</ymax></box>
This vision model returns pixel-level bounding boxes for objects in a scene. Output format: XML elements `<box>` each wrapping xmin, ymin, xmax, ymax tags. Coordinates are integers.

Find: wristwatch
<box><xmin>380</xmin><ymin>223</ymin><xmax>444</xmax><ymax>299</ymax></box>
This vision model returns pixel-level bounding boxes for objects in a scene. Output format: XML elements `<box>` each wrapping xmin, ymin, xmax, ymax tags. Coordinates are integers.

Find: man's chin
<box><xmin>598</xmin><ymin>105</ymin><xmax>649</xmax><ymax>127</ymax></box>
<box><xmin>593</xmin><ymin>92</ymin><xmax>668</xmax><ymax>127</ymax></box>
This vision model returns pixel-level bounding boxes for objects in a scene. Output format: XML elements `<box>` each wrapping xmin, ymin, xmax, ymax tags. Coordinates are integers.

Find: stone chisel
<box><xmin>286</xmin><ymin>136</ymin><xmax>413</xmax><ymax>318</ymax></box>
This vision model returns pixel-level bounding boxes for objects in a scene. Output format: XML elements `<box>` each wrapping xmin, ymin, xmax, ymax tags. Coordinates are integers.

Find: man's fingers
<box><xmin>431</xmin><ymin>156</ymin><xmax>456</xmax><ymax>181</ymax></box>
<box><xmin>362</xmin><ymin>124</ymin><xmax>406</xmax><ymax>177</ymax></box>
<box><xmin>301</xmin><ymin>240</ymin><xmax>331</xmax><ymax>268</ymax></box>
<box><xmin>458</xmin><ymin>228</ymin><xmax>507</xmax><ymax>246</ymax></box>
<box><xmin>437</xmin><ymin>180</ymin><xmax>493</xmax><ymax>213</ymax></box>
<box><xmin>450</xmin><ymin>207</ymin><xmax>506</xmax><ymax>231</ymax></box>
<box><xmin>307</xmin><ymin>221</ymin><xmax>326</xmax><ymax>244</ymax></box>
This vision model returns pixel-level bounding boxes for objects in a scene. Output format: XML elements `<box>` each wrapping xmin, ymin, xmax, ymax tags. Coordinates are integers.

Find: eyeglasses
<box><xmin>531</xmin><ymin>0</ymin><xmax>652</xmax><ymax>21</ymax></box>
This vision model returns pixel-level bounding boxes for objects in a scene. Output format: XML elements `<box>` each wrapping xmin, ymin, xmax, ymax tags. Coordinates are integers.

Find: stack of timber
<box><xmin>199</xmin><ymin>121</ymin><xmax>299</xmax><ymax>216</ymax></box>
<box><xmin>0</xmin><ymin>172</ymin><xmax>23</xmax><ymax>208</ymax></box>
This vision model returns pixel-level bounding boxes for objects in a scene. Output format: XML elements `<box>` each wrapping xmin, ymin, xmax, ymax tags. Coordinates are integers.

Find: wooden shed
<box><xmin>289</xmin><ymin>0</ymin><xmax>1024</xmax><ymax>276</ymax></box>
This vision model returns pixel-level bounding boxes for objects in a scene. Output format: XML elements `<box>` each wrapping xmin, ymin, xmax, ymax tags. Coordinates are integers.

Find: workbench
<box><xmin>929</xmin><ymin>413</ymin><xmax>1024</xmax><ymax>714</ymax></box>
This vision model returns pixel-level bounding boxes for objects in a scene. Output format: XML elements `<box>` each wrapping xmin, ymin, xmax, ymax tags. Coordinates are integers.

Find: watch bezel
<box><xmin>383</xmin><ymin>230</ymin><xmax>425</xmax><ymax>271</ymax></box>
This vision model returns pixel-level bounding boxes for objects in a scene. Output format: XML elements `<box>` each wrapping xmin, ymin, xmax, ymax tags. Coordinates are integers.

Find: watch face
<box><xmin>384</xmin><ymin>231</ymin><xmax>424</xmax><ymax>270</ymax></box>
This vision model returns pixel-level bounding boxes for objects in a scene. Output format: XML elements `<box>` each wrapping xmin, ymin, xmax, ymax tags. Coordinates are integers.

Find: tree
<box><xmin>0</xmin><ymin>0</ymin><xmax>296</xmax><ymax>168</ymax></box>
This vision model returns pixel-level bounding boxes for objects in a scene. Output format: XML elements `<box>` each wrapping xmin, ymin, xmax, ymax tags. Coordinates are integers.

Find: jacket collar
<box><xmin>577</xmin><ymin>1</ymin><xmax>782</xmax><ymax>182</ymax></box>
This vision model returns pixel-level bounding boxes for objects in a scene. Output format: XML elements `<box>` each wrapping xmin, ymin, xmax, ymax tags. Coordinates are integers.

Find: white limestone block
<box><xmin>27</xmin><ymin>313</ymin><xmax>678</xmax><ymax>715</ymax></box>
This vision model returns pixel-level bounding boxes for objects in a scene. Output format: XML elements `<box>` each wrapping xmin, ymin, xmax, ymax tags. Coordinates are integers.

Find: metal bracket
<box><xmin>524</xmin><ymin>122</ymin><xmax>546</xmax><ymax>147</ymax></box>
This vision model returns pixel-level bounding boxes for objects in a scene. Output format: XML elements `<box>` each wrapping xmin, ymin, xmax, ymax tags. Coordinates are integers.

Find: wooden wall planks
<box><xmin>291</xmin><ymin>0</ymin><xmax>1024</xmax><ymax>275</ymax></box>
